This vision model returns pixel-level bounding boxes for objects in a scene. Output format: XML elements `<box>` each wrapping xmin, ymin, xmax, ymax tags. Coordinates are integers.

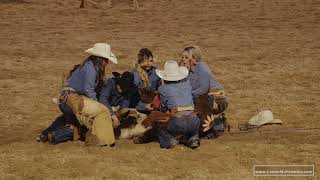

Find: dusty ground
<box><xmin>0</xmin><ymin>0</ymin><xmax>319</xmax><ymax>179</ymax></box>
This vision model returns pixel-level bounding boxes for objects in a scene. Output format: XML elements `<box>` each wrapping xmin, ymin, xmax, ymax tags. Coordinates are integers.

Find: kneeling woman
<box><xmin>154</xmin><ymin>60</ymin><xmax>200</xmax><ymax>149</ymax></box>
<box><xmin>180</xmin><ymin>45</ymin><xmax>228</xmax><ymax>135</ymax></box>
<box><xmin>130</xmin><ymin>48</ymin><xmax>161</xmax><ymax>112</ymax></box>
<box><xmin>39</xmin><ymin>43</ymin><xmax>118</xmax><ymax>146</ymax></box>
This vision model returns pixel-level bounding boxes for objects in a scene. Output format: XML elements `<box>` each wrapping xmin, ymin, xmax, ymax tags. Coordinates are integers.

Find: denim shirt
<box><xmin>130</xmin><ymin>66</ymin><xmax>161</xmax><ymax>91</ymax></box>
<box><xmin>99</xmin><ymin>78</ymin><xmax>130</xmax><ymax>115</ymax></box>
<box><xmin>66</xmin><ymin>60</ymin><xmax>98</xmax><ymax>100</ymax></box>
<box><xmin>187</xmin><ymin>62</ymin><xmax>224</xmax><ymax>100</ymax></box>
<box><xmin>130</xmin><ymin>66</ymin><xmax>161</xmax><ymax>111</ymax></box>
<box><xmin>158</xmin><ymin>79</ymin><xmax>194</xmax><ymax>115</ymax></box>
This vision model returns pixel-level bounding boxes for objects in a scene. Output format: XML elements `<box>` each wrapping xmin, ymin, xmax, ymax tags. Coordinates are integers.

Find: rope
<box><xmin>227</xmin><ymin>127</ymin><xmax>320</xmax><ymax>135</ymax></box>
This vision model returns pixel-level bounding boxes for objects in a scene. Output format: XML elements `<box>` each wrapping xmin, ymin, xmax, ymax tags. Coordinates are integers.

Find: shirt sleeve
<box><xmin>192</xmin><ymin>64</ymin><xmax>211</xmax><ymax>99</ymax></box>
<box><xmin>150</xmin><ymin>67</ymin><xmax>161</xmax><ymax>91</ymax></box>
<box><xmin>135</xmin><ymin>101</ymin><xmax>147</xmax><ymax>112</ymax></box>
<box><xmin>83</xmin><ymin>62</ymin><xmax>98</xmax><ymax>100</ymax></box>
<box><xmin>210</xmin><ymin>71</ymin><xmax>224</xmax><ymax>90</ymax></box>
<box><xmin>159</xmin><ymin>88</ymin><xmax>169</xmax><ymax>112</ymax></box>
<box><xmin>99</xmin><ymin>79</ymin><xmax>115</xmax><ymax>115</ymax></box>
<box><xmin>119</xmin><ymin>97</ymin><xmax>130</xmax><ymax>109</ymax></box>
<box><xmin>132</xmin><ymin>69</ymin><xmax>143</xmax><ymax>88</ymax></box>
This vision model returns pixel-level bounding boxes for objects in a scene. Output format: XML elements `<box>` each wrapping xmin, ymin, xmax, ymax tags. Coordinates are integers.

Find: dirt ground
<box><xmin>0</xmin><ymin>0</ymin><xmax>319</xmax><ymax>179</ymax></box>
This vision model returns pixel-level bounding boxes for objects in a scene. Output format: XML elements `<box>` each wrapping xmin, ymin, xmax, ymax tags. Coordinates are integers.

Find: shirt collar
<box><xmin>190</xmin><ymin>63</ymin><xmax>199</xmax><ymax>73</ymax></box>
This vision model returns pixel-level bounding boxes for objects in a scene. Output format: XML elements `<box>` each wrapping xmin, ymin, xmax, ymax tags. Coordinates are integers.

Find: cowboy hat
<box><xmin>248</xmin><ymin>110</ymin><xmax>283</xmax><ymax>126</ymax></box>
<box><xmin>113</xmin><ymin>71</ymin><xmax>138</xmax><ymax>95</ymax></box>
<box><xmin>85</xmin><ymin>43</ymin><xmax>118</xmax><ymax>64</ymax></box>
<box><xmin>155</xmin><ymin>60</ymin><xmax>189</xmax><ymax>81</ymax></box>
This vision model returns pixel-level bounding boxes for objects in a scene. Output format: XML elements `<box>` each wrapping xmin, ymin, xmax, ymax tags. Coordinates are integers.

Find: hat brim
<box><xmin>266</xmin><ymin>119</ymin><xmax>283</xmax><ymax>124</ymax></box>
<box><xmin>155</xmin><ymin>67</ymin><xmax>189</xmax><ymax>81</ymax></box>
<box><xmin>85</xmin><ymin>48</ymin><xmax>118</xmax><ymax>64</ymax></box>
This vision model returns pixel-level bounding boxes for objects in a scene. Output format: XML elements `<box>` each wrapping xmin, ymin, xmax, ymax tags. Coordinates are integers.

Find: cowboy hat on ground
<box><xmin>248</xmin><ymin>110</ymin><xmax>283</xmax><ymax>126</ymax></box>
<box><xmin>85</xmin><ymin>43</ymin><xmax>118</xmax><ymax>64</ymax></box>
<box><xmin>155</xmin><ymin>60</ymin><xmax>189</xmax><ymax>81</ymax></box>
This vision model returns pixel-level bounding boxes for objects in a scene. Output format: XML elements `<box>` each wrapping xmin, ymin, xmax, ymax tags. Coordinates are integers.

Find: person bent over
<box><xmin>38</xmin><ymin>43</ymin><xmax>118</xmax><ymax>146</ymax></box>
<box><xmin>153</xmin><ymin>60</ymin><xmax>200</xmax><ymax>149</ymax></box>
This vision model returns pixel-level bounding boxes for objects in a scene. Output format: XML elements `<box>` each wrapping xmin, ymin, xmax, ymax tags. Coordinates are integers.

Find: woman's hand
<box><xmin>111</xmin><ymin>114</ymin><xmax>120</xmax><ymax>127</ymax></box>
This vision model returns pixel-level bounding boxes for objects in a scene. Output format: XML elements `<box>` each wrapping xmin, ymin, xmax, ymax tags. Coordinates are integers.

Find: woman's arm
<box><xmin>191</xmin><ymin>64</ymin><xmax>211</xmax><ymax>99</ymax></box>
<box><xmin>83</xmin><ymin>62</ymin><xmax>98</xmax><ymax>100</ymax></box>
<box><xmin>159</xmin><ymin>88</ymin><xmax>169</xmax><ymax>112</ymax></box>
<box><xmin>99</xmin><ymin>79</ymin><xmax>116</xmax><ymax>115</ymax></box>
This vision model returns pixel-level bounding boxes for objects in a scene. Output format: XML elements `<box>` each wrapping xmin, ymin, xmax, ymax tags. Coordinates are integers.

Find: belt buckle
<box><xmin>170</xmin><ymin>107</ymin><xmax>178</xmax><ymax>115</ymax></box>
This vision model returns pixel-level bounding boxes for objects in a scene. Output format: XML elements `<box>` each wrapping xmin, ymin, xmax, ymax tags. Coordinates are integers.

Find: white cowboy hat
<box><xmin>248</xmin><ymin>110</ymin><xmax>283</xmax><ymax>126</ymax></box>
<box><xmin>156</xmin><ymin>60</ymin><xmax>189</xmax><ymax>81</ymax></box>
<box><xmin>85</xmin><ymin>43</ymin><xmax>118</xmax><ymax>64</ymax></box>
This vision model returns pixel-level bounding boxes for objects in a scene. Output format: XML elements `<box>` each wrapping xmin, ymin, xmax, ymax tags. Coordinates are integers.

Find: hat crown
<box><xmin>155</xmin><ymin>60</ymin><xmax>189</xmax><ymax>81</ymax></box>
<box><xmin>85</xmin><ymin>43</ymin><xmax>118</xmax><ymax>64</ymax></box>
<box><xmin>248</xmin><ymin>110</ymin><xmax>274</xmax><ymax>126</ymax></box>
<box><xmin>164</xmin><ymin>60</ymin><xmax>180</xmax><ymax>76</ymax></box>
<box><xmin>93</xmin><ymin>43</ymin><xmax>111</xmax><ymax>56</ymax></box>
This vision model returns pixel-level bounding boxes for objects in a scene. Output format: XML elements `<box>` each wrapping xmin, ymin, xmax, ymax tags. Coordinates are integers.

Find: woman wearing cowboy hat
<box><xmin>154</xmin><ymin>60</ymin><xmax>200</xmax><ymax>149</ymax></box>
<box><xmin>38</xmin><ymin>43</ymin><xmax>119</xmax><ymax>146</ymax></box>
<box><xmin>130</xmin><ymin>48</ymin><xmax>161</xmax><ymax>112</ymax></box>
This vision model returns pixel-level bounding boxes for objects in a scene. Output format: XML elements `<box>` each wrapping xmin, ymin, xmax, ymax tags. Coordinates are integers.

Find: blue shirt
<box><xmin>187</xmin><ymin>62</ymin><xmax>224</xmax><ymax>100</ymax></box>
<box><xmin>66</xmin><ymin>60</ymin><xmax>98</xmax><ymax>100</ymax></box>
<box><xmin>130</xmin><ymin>66</ymin><xmax>161</xmax><ymax>111</ymax></box>
<box><xmin>130</xmin><ymin>66</ymin><xmax>161</xmax><ymax>91</ymax></box>
<box><xmin>158</xmin><ymin>79</ymin><xmax>194</xmax><ymax>115</ymax></box>
<box><xmin>99</xmin><ymin>78</ymin><xmax>131</xmax><ymax>115</ymax></box>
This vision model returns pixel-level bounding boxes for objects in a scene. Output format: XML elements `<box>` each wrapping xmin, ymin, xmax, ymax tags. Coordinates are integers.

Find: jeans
<box><xmin>49</xmin><ymin>126</ymin><xmax>74</xmax><ymax>145</ymax></box>
<box><xmin>41</xmin><ymin>114</ymin><xmax>68</xmax><ymax>137</ymax></box>
<box><xmin>41</xmin><ymin>101</ymin><xmax>79</xmax><ymax>138</ymax></box>
<box><xmin>156</xmin><ymin>115</ymin><xmax>200</xmax><ymax>149</ymax></box>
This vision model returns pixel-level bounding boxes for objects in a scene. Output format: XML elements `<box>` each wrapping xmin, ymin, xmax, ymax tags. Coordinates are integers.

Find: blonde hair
<box><xmin>182</xmin><ymin>45</ymin><xmax>202</xmax><ymax>62</ymax></box>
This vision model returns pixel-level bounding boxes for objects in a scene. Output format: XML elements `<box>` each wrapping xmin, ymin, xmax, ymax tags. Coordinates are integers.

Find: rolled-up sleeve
<box><xmin>83</xmin><ymin>62</ymin><xmax>98</xmax><ymax>100</ymax></box>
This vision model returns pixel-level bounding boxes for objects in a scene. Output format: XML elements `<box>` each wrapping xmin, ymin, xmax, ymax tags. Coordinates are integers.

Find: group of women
<box><xmin>37</xmin><ymin>43</ymin><xmax>228</xmax><ymax>149</ymax></box>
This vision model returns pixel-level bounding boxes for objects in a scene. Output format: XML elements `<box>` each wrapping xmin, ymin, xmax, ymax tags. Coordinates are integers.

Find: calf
<box><xmin>114</xmin><ymin>108</ymin><xmax>149</xmax><ymax>139</ymax></box>
<box><xmin>194</xmin><ymin>94</ymin><xmax>230</xmax><ymax>138</ymax></box>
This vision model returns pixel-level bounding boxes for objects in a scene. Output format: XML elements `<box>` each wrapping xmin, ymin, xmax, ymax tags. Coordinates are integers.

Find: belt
<box><xmin>208</xmin><ymin>89</ymin><xmax>225</xmax><ymax>96</ymax></box>
<box><xmin>174</xmin><ymin>111</ymin><xmax>197</xmax><ymax>119</ymax></box>
<box><xmin>170</xmin><ymin>106</ymin><xmax>194</xmax><ymax>114</ymax></box>
<box><xmin>170</xmin><ymin>106</ymin><xmax>196</xmax><ymax>119</ymax></box>
<box><xmin>62</xmin><ymin>87</ymin><xmax>77</xmax><ymax>92</ymax></box>
<box><xmin>59</xmin><ymin>87</ymin><xmax>77</xmax><ymax>104</ymax></box>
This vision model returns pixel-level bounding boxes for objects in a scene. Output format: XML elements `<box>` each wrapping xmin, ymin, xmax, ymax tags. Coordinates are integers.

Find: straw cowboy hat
<box><xmin>248</xmin><ymin>110</ymin><xmax>283</xmax><ymax>126</ymax></box>
<box><xmin>156</xmin><ymin>60</ymin><xmax>189</xmax><ymax>81</ymax></box>
<box><xmin>85</xmin><ymin>43</ymin><xmax>118</xmax><ymax>64</ymax></box>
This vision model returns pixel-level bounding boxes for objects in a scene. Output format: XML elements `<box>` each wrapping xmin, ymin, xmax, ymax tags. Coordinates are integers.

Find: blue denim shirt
<box><xmin>130</xmin><ymin>66</ymin><xmax>161</xmax><ymax>111</ymax></box>
<box><xmin>66</xmin><ymin>60</ymin><xmax>98</xmax><ymax>100</ymax></box>
<box><xmin>187</xmin><ymin>62</ymin><xmax>224</xmax><ymax>99</ymax></box>
<box><xmin>130</xmin><ymin>66</ymin><xmax>161</xmax><ymax>91</ymax></box>
<box><xmin>99</xmin><ymin>78</ymin><xmax>130</xmax><ymax>115</ymax></box>
<box><xmin>158</xmin><ymin>79</ymin><xmax>194</xmax><ymax>115</ymax></box>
